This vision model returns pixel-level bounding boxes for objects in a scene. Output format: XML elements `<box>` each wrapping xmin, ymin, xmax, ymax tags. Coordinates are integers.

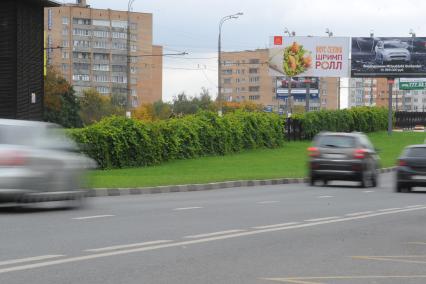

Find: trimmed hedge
<box><xmin>69</xmin><ymin>111</ymin><xmax>285</xmax><ymax>169</ymax></box>
<box><xmin>292</xmin><ymin>107</ymin><xmax>389</xmax><ymax>139</ymax></box>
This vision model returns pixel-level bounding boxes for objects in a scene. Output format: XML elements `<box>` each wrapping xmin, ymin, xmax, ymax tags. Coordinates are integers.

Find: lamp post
<box><xmin>218</xmin><ymin>12</ymin><xmax>243</xmax><ymax>116</ymax></box>
<box><xmin>126</xmin><ymin>0</ymin><xmax>136</xmax><ymax>118</ymax></box>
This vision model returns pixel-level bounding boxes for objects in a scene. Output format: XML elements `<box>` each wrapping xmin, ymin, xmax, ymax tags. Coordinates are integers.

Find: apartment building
<box><xmin>348</xmin><ymin>78</ymin><xmax>388</xmax><ymax>108</ymax></box>
<box><xmin>221</xmin><ymin>49</ymin><xmax>339</xmax><ymax>112</ymax></box>
<box><xmin>44</xmin><ymin>0</ymin><xmax>162</xmax><ymax>107</ymax></box>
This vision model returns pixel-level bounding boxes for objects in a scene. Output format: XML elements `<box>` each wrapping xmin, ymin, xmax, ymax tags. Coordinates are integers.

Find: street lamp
<box><xmin>126</xmin><ymin>0</ymin><xmax>136</xmax><ymax>118</ymax></box>
<box><xmin>218</xmin><ymin>12</ymin><xmax>243</xmax><ymax>116</ymax></box>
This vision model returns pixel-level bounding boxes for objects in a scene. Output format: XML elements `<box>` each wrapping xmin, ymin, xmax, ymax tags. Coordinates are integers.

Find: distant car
<box><xmin>308</xmin><ymin>132</ymin><xmax>380</xmax><ymax>187</ymax></box>
<box><xmin>375</xmin><ymin>40</ymin><xmax>411</xmax><ymax>64</ymax></box>
<box><xmin>396</xmin><ymin>145</ymin><xmax>426</xmax><ymax>192</ymax></box>
<box><xmin>0</xmin><ymin>119</ymin><xmax>96</xmax><ymax>207</ymax></box>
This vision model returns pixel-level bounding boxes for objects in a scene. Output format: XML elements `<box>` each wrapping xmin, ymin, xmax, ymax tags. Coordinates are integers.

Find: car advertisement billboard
<box><xmin>269</xmin><ymin>36</ymin><xmax>350</xmax><ymax>78</ymax></box>
<box><xmin>351</xmin><ymin>37</ymin><xmax>426</xmax><ymax>77</ymax></box>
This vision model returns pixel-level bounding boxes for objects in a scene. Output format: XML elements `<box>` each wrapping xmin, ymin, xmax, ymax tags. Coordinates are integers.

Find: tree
<box><xmin>172</xmin><ymin>92</ymin><xmax>199</xmax><ymax>115</ymax></box>
<box><xmin>44</xmin><ymin>68</ymin><xmax>82</xmax><ymax>128</ymax></box>
<box><xmin>153</xmin><ymin>100</ymin><xmax>172</xmax><ymax>120</ymax></box>
<box><xmin>79</xmin><ymin>89</ymin><xmax>123</xmax><ymax>125</ymax></box>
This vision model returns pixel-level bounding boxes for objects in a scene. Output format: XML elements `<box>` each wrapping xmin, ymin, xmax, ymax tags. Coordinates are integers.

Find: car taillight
<box><xmin>308</xmin><ymin>147</ymin><xmax>319</xmax><ymax>157</ymax></box>
<box><xmin>398</xmin><ymin>160</ymin><xmax>407</xmax><ymax>166</ymax></box>
<box><xmin>354</xmin><ymin>149</ymin><xmax>367</xmax><ymax>159</ymax></box>
<box><xmin>0</xmin><ymin>151</ymin><xmax>26</xmax><ymax>166</ymax></box>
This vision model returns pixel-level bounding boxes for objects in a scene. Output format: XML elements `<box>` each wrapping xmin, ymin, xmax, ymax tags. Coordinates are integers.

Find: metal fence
<box><xmin>395</xmin><ymin>112</ymin><xmax>426</xmax><ymax>129</ymax></box>
<box><xmin>285</xmin><ymin>118</ymin><xmax>304</xmax><ymax>141</ymax></box>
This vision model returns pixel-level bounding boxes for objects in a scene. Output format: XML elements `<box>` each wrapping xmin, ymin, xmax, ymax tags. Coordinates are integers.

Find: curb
<box><xmin>85</xmin><ymin>167</ymin><xmax>397</xmax><ymax>198</ymax></box>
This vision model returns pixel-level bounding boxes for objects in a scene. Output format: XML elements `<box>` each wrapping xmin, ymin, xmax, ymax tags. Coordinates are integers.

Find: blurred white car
<box><xmin>0</xmin><ymin>119</ymin><xmax>96</xmax><ymax>207</ymax></box>
<box><xmin>375</xmin><ymin>40</ymin><xmax>411</xmax><ymax>64</ymax></box>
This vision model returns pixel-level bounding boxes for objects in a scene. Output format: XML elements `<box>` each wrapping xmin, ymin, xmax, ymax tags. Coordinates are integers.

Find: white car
<box><xmin>375</xmin><ymin>40</ymin><xmax>411</xmax><ymax>64</ymax></box>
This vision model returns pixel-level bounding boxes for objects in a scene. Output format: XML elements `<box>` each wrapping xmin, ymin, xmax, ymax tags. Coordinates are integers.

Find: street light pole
<box><xmin>218</xmin><ymin>12</ymin><xmax>243</xmax><ymax>116</ymax></box>
<box><xmin>126</xmin><ymin>0</ymin><xmax>135</xmax><ymax>118</ymax></box>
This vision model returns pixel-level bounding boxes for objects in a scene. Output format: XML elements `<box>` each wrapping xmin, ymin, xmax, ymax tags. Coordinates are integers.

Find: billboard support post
<box><xmin>388</xmin><ymin>78</ymin><xmax>394</xmax><ymax>136</ymax></box>
<box><xmin>305</xmin><ymin>77</ymin><xmax>311</xmax><ymax>112</ymax></box>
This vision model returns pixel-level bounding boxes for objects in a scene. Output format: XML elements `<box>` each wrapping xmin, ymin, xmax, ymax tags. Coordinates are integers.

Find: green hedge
<box><xmin>69</xmin><ymin>111</ymin><xmax>285</xmax><ymax>169</ymax></box>
<box><xmin>293</xmin><ymin>107</ymin><xmax>389</xmax><ymax>139</ymax></box>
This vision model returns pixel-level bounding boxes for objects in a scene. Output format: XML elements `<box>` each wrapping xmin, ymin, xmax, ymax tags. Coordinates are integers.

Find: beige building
<box><xmin>44</xmin><ymin>0</ymin><xmax>162</xmax><ymax>106</ymax></box>
<box><xmin>221</xmin><ymin>49</ymin><xmax>340</xmax><ymax>111</ymax></box>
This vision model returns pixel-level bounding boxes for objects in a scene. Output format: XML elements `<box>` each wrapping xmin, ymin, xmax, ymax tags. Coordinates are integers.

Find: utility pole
<box><xmin>126</xmin><ymin>0</ymin><xmax>135</xmax><ymax>118</ymax></box>
<box><xmin>305</xmin><ymin>77</ymin><xmax>311</xmax><ymax>112</ymax></box>
<box><xmin>388</xmin><ymin>78</ymin><xmax>394</xmax><ymax>136</ymax></box>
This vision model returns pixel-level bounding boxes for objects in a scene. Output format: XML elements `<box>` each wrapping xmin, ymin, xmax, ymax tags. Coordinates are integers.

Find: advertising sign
<box><xmin>275</xmin><ymin>77</ymin><xmax>319</xmax><ymax>99</ymax></box>
<box><xmin>351</xmin><ymin>37</ymin><xmax>426</xmax><ymax>77</ymax></box>
<box><xmin>399</xmin><ymin>78</ymin><xmax>426</xmax><ymax>90</ymax></box>
<box><xmin>269</xmin><ymin>36</ymin><xmax>350</xmax><ymax>78</ymax></box>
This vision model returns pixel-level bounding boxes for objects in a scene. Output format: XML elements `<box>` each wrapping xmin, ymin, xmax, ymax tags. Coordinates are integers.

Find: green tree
<box><xmin>79</xmin><ymin>89</ymin><xmax>123</xmax><ymax>126</ymax></box>
<box><xmin>153</xmin><ymin>100</ymin><xmax>173</xmax><ymax>120</ymax></box>
<box><xmin>44</xmin><ymin>68</ymin><xmax>82</xmax><ymax>128</ymax></box>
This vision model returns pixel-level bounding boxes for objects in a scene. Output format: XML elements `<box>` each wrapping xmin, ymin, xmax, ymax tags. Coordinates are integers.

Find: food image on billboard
<box><xmin>351</xmin><ymin>37</ymin><xmax>426</xmax><ymax>77</ymax></box>
<box><xmin>269</xmin><ymin>36</ymin><xmax>350</xmax><ymax>78</ymax></box>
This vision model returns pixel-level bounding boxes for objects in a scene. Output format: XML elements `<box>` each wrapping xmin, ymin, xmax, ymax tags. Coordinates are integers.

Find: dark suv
<box><xmin>308</xmin><ymin>132</ymin><xmax>380</xmax><ymax>187</ymax></box>
<box><xmin>396</xmin><ymin>145</ymin><xmax>426</xmax><ymax>192</ymax></box>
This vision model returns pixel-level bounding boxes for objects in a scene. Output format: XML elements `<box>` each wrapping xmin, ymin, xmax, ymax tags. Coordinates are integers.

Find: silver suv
<box><xmin>308</xmin><ymin>132</ymin><xmax>380</xmax><ymax>188</ymax></box>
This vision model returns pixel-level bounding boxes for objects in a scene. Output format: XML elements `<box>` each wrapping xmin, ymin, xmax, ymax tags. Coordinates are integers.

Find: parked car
<box><xmin>375</xmin><ymin>40</ymin><xmax>411</xmax><ymax>64</ymax></box>
<box><xmin>0</xmin><ymin>119</ymin><xmax>96</xmax><ymax>207</ymax></box>
<box><xmin>396</xmin><ymin>145</ymin><xmax>426</xmax><ymax>192</ymax></box>
<box><xmin>308</xmin><ymin>132</ymin><xmax>380</xmax><ymax>187</ymax></box>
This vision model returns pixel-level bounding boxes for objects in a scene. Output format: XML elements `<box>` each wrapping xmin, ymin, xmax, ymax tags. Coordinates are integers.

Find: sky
<box><xmin>61</xmin><ymin>0</ymin><xmax>426</xmax><ymax>103</ymax></box>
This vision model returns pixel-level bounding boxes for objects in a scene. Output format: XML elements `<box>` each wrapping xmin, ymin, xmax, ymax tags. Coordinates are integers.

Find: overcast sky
<box><xmin>64</xmin><ymin>0</ymin><xmax>426</xmax><ymax>102</ymax></box>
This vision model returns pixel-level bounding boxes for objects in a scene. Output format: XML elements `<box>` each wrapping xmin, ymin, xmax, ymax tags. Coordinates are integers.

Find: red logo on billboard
<box><xmin>274</xmin><ymin>36</ymin><xmax>283</xmax><ymax>46</ymax></box>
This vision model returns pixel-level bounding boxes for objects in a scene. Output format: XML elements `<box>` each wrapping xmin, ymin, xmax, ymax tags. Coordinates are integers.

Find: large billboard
<box><xmin>269</xmin><ymin>36</ymin><xmax>350</xmax><ymax>78</ymax></box>
<box><xmin>351</xmin><ymin>37</ymin><xmax>426</xmax><ymax>77</ymax></box>
<box><xmin>275</xmin><ymin>77</ymin><xmax>319</xmax><ymax>100</ymax></box>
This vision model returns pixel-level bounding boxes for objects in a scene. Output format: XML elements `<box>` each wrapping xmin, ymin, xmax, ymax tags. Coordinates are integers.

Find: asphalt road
<box><xmin>1</xmin><ymin>172</ymin><xmax>426</xmax><ymax>284</ymax></box>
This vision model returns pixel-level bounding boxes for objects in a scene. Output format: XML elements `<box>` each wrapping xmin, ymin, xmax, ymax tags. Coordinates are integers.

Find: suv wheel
<box><xmin>371</xmin><ymin>171</ymin><xmax>378</xmax><ymax>188</ymax></box>
<box><xmin>309</xmin><ymin>176</ymin><xmax>316</xmax><ymax>186</ymax></box>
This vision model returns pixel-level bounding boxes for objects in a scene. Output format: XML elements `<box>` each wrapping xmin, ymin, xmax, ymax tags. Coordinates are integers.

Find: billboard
<box><xmin>351</xmin><ymin>37</ymin><xmax>426</xmax><ymax>77</ymax></box>
<box><xmin>399</xmin><ymin>78</ymin><xmax>426</xmax><ymax>90</ymax></box>
<box><xmin>269</xmin><ymin>36</ymin><xmax>350</xmax><ymax>78</ymax></box>
<box><xmin>275</xmin><ymin>77</ymin><xmax>319</xmax><ymax>100</ymax></box>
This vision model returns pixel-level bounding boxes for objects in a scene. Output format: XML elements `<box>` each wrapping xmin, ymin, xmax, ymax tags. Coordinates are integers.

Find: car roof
<box><xmin>317</xmin><ymin>132</ymin><xmax>363</xmax><ymax>138</ymax></box>
<box><xmin>405</xmin><ymin>144</ymin><xmax>426</xmax><ymax>149</ymax></box>
<box><xmin>0</xmin><ymin>119</ymin><xmax>56</xmax><ymax>128</ymax></box>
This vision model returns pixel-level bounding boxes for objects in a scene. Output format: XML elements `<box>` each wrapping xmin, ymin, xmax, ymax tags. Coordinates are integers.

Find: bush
<box><xmin>69</xmin><ymin>111</ymin><xmax>285</xmax><ymax>169</ymax></box>
<box><xmin>293</xmin><ymin>107</ymin><xmax>388</xmax><ymax>139</ymax></box>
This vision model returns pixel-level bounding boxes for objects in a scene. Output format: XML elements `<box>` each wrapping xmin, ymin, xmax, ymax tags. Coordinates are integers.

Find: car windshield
<box><xmin>316</xmin><ymin>135</ymin><xmax>356</xmax><ymax>148</ymax></box>
<box><xmin>384</xmin><ymin>42</ymin><xmax>407</xmax><ymax>49</ymax></box>
<box><xmin>405</xmin><ymin>147</ymin><xmax>426</xmax><ymax>157</ymax></box>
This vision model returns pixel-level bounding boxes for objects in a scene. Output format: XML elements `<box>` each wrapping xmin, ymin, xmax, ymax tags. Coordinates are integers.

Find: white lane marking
<box><xmin>257</xmin><ymin>201</ymin><xmax>280</xmax><ymax>204</ymax></box>
<box><xmin>406</xmin><ymin>205</ymin><xmax>423</xmax><ymax>208</ymax></box>
<box><xmin>173</xmin><ymin>207</ymin><xmax>203</xmax><ymax>211</ymax></box>
<box><xmin>305</xmin><ymin>216</ymin><xmax>339</xmax><ymax>222</ymax></box>
<box><xmin>1</xmin><ymin>206</ymin><xmax>426</xmax><ymax>275</ymax></box>
<box><xmin>85</xmin><ymin>240</ymin><xmax>172</xmax><ymax>253</ymax></box>
<box><xmin>363</xmin><ymin>191</ymin><xmax>375</xmax><ymax>193</ymax></box>
<box><xmin>184</xmin><ymin>230</ymin><xmax>244</xmax><ymax>239</ymax></box>
<box><xmin>317</xmin><ymin>195</ymin><xmax>334</xmax><ymax>199</ymax></box>
<box><xmin>345</xmin><ymin>211</ymin><xmax>374</xmax><ymax>217</ymax></box>
<box><xmin>72</xmin><ymin>215</ymin><xmax>115</xmax><ymax>220</ymax></box>
<box><xmin>0</xmin><ymin>255</ymin><xmax>64</xmax><ymax>267</ymax></box>
<box><xmin>378</xmin><ymin>208</ymin><xmax>401</xmax><ymax>212</ymax></box>
<box><xmin>252</xmin><ymin>222</ymin><xmax>300</xmax><ymax>229</ymax></box>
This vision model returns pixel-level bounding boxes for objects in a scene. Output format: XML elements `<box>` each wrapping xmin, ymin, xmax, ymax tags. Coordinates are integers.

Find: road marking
<box><xmin>252</xmin><ymin>222</ymin><xmax>299</xmax><ymax>229</ymax></box>
<box><xmin>305</xmin><ymin>216</ymin><xmax>339</xmax><ymax>222</ymax></box>
<box><xmin>1</xmin><ymin>206</ymin><xmax>425</xmax><ymax>275</ymax></box>
<box><xmin>378</xmin><ymin>208</ymin><xmax>401</xmax><ymax>212</ymax></box>
<box><xmin>345</xmin><ymin>211</ymin><xmax>374</xmax><ymax>217</ymax></box>
<box><xmin>0</xmin><ymin>255</ymin><xmax>64</xmax><ymax>267</ymax></box>
<box><xmin>184</xmin><ymin>230</ymin><xmax>244</xmax><ymax>239</ymax></box>
<box><xmin>406</xmin><ymin>205</ymin><xmax>423</xmax><ymax>208</ymax></box>
<box><xmin>317</xmin><ymin>195</ymin><xmax>334</xmax><ymax>199</ymax></box>
<box><xmin>257</xmin><ymin>201</ymin><xmax>280</xmax><ymax>204</ymax></box>
<box><xmin>363</xmin><ymin>190</ymin><xmax>375</xmax><ymax>193</ymax></box>
<box><xmin>173</xmin><ymin>207</ymin><xmax>203</xmax><ymax>211</ymax></box>
<box><xmin>262</xmin><ymin>275</ymin><xmax>426</xmax><ymax>284</ymax></box>
<box><xmin>352</xmin><ymin>255</ymin><xmax>426</xmax><ymax>265</ymax></box>
<box><xmin>72</xmin><ymin>215</ymin><xmax>115</xmax><ymax>220</ymax></box>
<box><xmin>85</xmin><ymin>240</ymin><xmax>172</xmax><ymax>253</ymax></box>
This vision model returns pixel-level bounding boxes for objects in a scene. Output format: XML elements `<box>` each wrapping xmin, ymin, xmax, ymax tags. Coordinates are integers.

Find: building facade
<box><xmin>220</xmin><ymin>49</ymin><xmax>339</xmax><ymax>112</ymax></box>
<box><xmin>44</xmin><ymin>0</ymin><xmax>162</xmax><ymax>107</ymax></box>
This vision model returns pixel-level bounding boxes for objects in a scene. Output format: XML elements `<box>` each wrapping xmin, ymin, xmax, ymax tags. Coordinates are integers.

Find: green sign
<box><xmin>399</xmin><ymin>81</ymin><xmax>426</xmax><ymax>90</ymax></box>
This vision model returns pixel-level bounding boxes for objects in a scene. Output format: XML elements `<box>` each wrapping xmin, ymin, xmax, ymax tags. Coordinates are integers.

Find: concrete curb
<box><xmin>85</xmin><ymin>167</ymin><xmax>397</xmax><ymax>198</ymax></box>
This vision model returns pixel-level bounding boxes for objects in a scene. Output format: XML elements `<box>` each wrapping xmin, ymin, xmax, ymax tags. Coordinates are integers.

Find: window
<box><xmin>93</xmin><ymin>19</ymin><xmax>110</xmax><ymax>27</ymax></box>
<box><xmin>249</xmin><ymin>95</ymin><xmax>260</xmax><ymax>100</ymax></box>
<box><xmin>249</xmin><ymin>76</ymin><xmax>260</xmax><ymax>83</ymax></box>
<box><xmin>112</xmin><ymin>32</ymin><xmax>127</xmax><ymax>39</ymax></box>
<box><xmin>249</xmin><ymin>59</ymin><xmax>260</xmax><ymax>64</ymax></box>
<box><xmin>61</xmin><ymin>64</ymin><xmax>69</xmax><ymax>72</ymax></box>
<box><xmin>93</xmin><ymin>75</ymin><xmax>110</xmax><ymax>82</ymax></box>
<box><xmin>48</xmin><ymin>9</ymin><xmax>52</xmax><ymax>30</ymax></box>
<box><xmin>131</xmin><ymin>78</ymin><xmax>137</xmax><ymax>84</ymax></box>
<box><xmin>73</xmin><ymin>63</ymin><xmax>89</xmax><ymax>70</ymax></box>
<box><xmin>130</xmin><ymin>67</ymin><xmax>137</xmax><ymax>74</ymax></box>
<box><xmin>73</xmin><ymin>18</ymin><xmax>91</xmax><ymax>25</ymax></box>
<box><xmin>93</xmin><ymin>41</ymin><xmax>109</xmax><ymax>49</ymax></box>
<box><xmin>96</xmin><ymin>86</ymin><xmax>110</xmax><ymax>94</ymax></box>
<box><xmin>72</xmin><ymin>74</ymin><xmax>90</xmax><ymax>81</ymax></box>
<box><xmin>73</xmin><ymin>28</ymin><xmax>91</xmax><ymax>36</ymax></box>
<box><xmin>249</xmin><ymin>86</ymin><xmax>260</xmax><ymax>92</ymax></box>
<box><xmin>62</xmin><ymin>17</ymin><xmax>69</xmax><ymax>25</ymax></box>
<box><xmin>222</xmin><ymin>69</ymin><xmax>232</xmax><ymax>75</ymax></box>
<box><xmin>223</xmin><ymin>78</ymin><xmax>231</xmax><ymax>84</ymax></box>
<box><xmin>130</xmin><ymin>23</ymin><xmax>137</xmax><ymax>30</ymax></box>
<box><xmin>62</xmin><ymin>27</ymin><xmax>68</xmax><ymax>36</ymax></box>
<box><xmin>93</xmin><ymin>30</ymin><xmax>110</xmax><ymax>38</ymax></box>
<box><xmin>62</xmin><ymin>51</ymin><xmax>69</xmax><ymax>59</ymax></box>
<box><xmin>112</xmin><ymin>75</ymin><xmax>127</xmax><ymax>83</ymax></box>
<box><xmin>112</xmin><ymin>65</ymin><xmax>127</xmax><ymax>72</ymax></box>
<box><xmin>62</xmin><ymin>40</ymin><xmax>69</xmax><ymax>47</ymax></box>
<box><xmin>111</xmin><ymin>20</ymin><xmax>128</xmax><ymax>29</ymax></box>
<box><xmin>249</xmin><ymin>68</ymin><xmax>258</xmax><ymax>74</ymax></box>
<box><xmin>73</xmin><ymin>52</ymin><xmax>90</xmax><ymax>59</ymax></box>
<box><xmin>93</xmin><ymin>64</ymin><xmax>110</xmax><ymax>71</ymax></box>
<box><xmin>131</xmin><ymin>89</ymin><xmax>137</xmax><ymax>96</ymax></box>
<box><xmin>73</xmin><ymin>40</ymin><xmax>90</xmax><ymax>48</ymax></box>
<box><xmin>131</xmin><ymin>45</ymin><xmax>137</xmax><ymax>52</ymax></box>
<box><xmin>112</xmin><ymin>42</ymin><xmax>127</xmax><ymax>50</ymax></box>
<box><xmin>93</xmin><ymin>53</ymin><xmax>109</xmax><ymax>61</ymax></box>
<box><xmin>414</xmin><ymin>98</ymin><xmax>418</xmax><ymax>103</ymax></box>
